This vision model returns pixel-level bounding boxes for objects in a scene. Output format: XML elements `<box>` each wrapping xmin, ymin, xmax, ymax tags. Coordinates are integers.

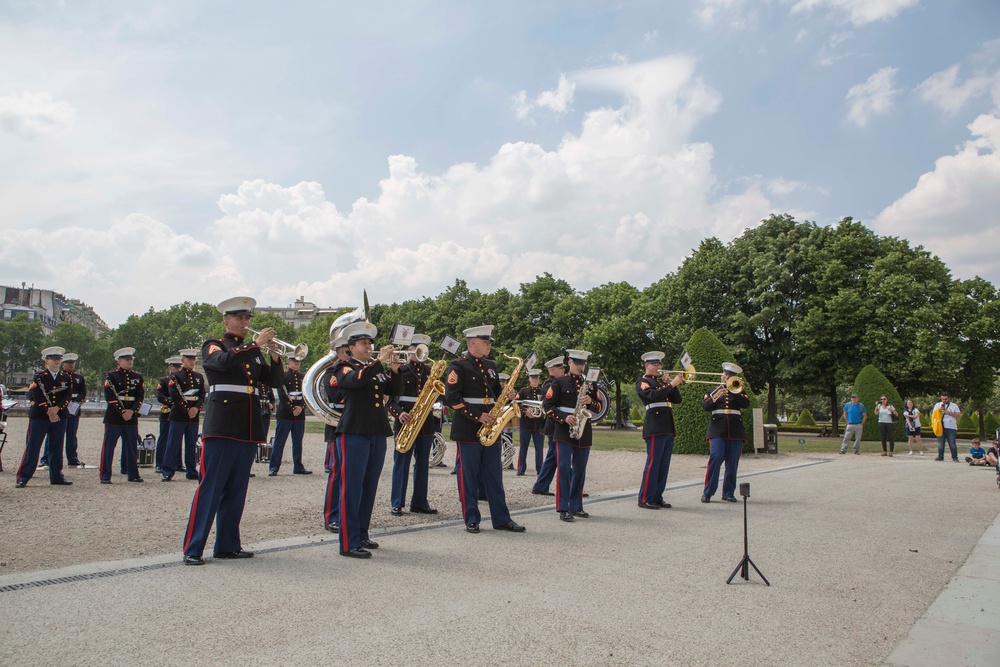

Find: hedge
<box><xmin>673</xmin><ymin>328</ymin><xmax>759</xmax><ymax>455</ymax></box>
<box><xmin>985</xmin><ymin>413</ymin><xmax>999</xmax><ymax>436</ymax></box>
<box><xmin>957</xmin><ymin>412</ymin><xmax>976</xmax><ymax>431</ymax></box>
<box><xmin>852</xmin><ymin>364</ymin><xmax>905</xmax><ymax>442</ymax></box>
<box><xmin>795</xmin><ymin>409</ymin><xmax>817</xmax><ymax>427</ymax></box>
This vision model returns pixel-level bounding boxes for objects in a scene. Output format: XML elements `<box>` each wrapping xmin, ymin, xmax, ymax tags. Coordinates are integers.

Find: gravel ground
<box><xmin>0</xmin><ymin>415</ymin><xmax>794</xmax><ymax>574</ymax></box>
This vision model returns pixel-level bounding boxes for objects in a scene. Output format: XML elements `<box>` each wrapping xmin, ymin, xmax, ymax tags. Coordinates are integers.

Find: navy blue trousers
<box><xmin>518</xmin><ymin>429</ymin><xmax>544</xmax><ymax>475</ymax></box>
<box><xmin>270</xmin><ymin>419</ymin><xmax>305</xmax><ymax>473</ymax></box>
<box><xmin>17</xmin><ymin>418</ymin><xmax>66</xmax><ymax>484</ymax></box>
<box><xmin>456</xmin><ymin>440</ymin><xmax>512</xmax><ymax>528</ymax></box>
<box><xmin>155</xmin><ymin>418</ymin><xmax>175</xmax><ymax>470</ymax></box>
<box><xmin>390</xmin><ymin>434</ymin><xmax>433</xmax><ymax>510</ymax></box>
<box><xmin>531</xmin><ymin>437</ymin><xmax>557</xmax><ymax>493</ymax></box>
<box><xmin>336</xmin><ymin>433</ymin><xmax>386</xmax><ymax>552</ymax></box>
<box><xmin>64</xmin><ymin>414</ymin><xmax>82</xmax><ymax>464</ymax></box>
<box><xmin>183</xmin><ymin>438</ymin><xmax>256</xmax><ymax>558</ymax></box>
<box><xmin>100</xmin><ymin>424</ymin><xmax>140</xmax><ymax>482</ymax></box>
<box><xmin>639</xmin><ymin>434</ymin><xmax>675</xmax><ymax>505</ymax></box>
<box><xmin>323</xmin><ymin>440</ymin><xmax>341</xmax><ymax>525</ymax></box>
<box><xmin>555</xmin><ymin>440</ymin><xmax>590</xmax><ymax>513</ymax></box>
<box><xmin>163</xmin><ymin>422</ymin><xmax>199</xmax><ymax>477</ymax></box>
<box><xmin>703</xmin><ymin>437</ymin><xmax>742</xmax><ymax>499</ymax></box>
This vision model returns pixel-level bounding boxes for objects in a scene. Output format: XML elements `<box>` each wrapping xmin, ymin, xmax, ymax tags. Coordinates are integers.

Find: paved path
<box><xmin>1</xmin><ymin>456</ymin><xmax>997</xmax><ymax>666</ymax></box>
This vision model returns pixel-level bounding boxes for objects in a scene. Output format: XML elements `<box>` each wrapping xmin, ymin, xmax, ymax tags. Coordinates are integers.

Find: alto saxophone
<box><xmin>568</xmin><ymin>378</ymin><xmax>596</xmax><ymax>440</ymax></box>
<box><xmin>394</xmin><ymin>359</ymin><xmax>447</xmax><ymax>454</ymax></box>
<box><xmin>477</xmin><ymin>354</ymin><xmax>525</xmax><ymax>446</ymax></box>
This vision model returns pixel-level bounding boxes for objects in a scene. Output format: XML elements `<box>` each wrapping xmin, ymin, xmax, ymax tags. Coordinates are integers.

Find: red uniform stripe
<box><xmin>183</xmin><ymin>441</ymin><xmax>208</xmax><ymax>553</ymax></box>
<box><xmin>338</xmin><ymin>434</ymin><xmax>349</xmax><ymax>552</ymax></box>
<box><xmin>456</xmin><ymin>444</ymin><xmax>467</xmax><ymax>524</ymax></box>
<box><xmin>98</xmin><ymin>425</ymin><xmax>109</xmax><ymax>479</ymax></box>
<box><xmin>16</xmin><ymin>421</ymin><xmax>33</xmax><ymax>480</ymax></box>
<box><xmin>554</xmin><ymin>442</ymin><xmax>561</xmax><ymax>509</ymax></box>
<box><xmin>640</xmin><ymin>438</ymin><xmax>654</xmax><ymax>503</ymax></box>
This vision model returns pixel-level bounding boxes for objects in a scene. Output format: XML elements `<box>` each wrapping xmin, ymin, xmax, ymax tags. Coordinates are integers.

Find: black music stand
<box><xmin>727</xmin><ymin>482</ymin><xmax>770</xmax><ymax>586</ymax></box>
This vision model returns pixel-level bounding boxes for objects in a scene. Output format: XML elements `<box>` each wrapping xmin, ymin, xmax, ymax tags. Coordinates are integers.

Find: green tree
<box><xmin>0</xmin><ymin>314</ymin><xmax>46</xmax><ymax>385</ymax></box>
<box><xmin>46</xmin><ymin>321</ymin><xmax>108</xmax><ymax>397</ymax></box>
<box><xmin>852</xmin><ymin>365</ymin><xmax>905</xmax><ymax>442</ymax></box>
<box><xmin>109</xmin><ymin>302</ymin><xmax>223</xmax><ymax>379</ymax></box>
<box><xmin>949</xmin><ymin>278</ymin><xmax>1000</xmax><ymax>437</ymax></box>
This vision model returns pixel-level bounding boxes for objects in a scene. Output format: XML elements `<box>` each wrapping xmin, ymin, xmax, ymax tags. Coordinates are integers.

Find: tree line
<box><xmin>2</xmin><ymin>215</ymin><xmax>997</xmax><ymax>434</ymax></box>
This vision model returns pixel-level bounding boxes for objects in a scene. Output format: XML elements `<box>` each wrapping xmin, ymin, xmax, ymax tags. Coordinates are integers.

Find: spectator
<box><xmin>965</xmin><ymin>439</ymin><xmax>988</xmax><ymax>466</ymax></box>
<box><xmin>839</xmin><ymin>394</ymin><xmax>867</xmax><ymax>455</ymax></box>
<box><xmin>902</xmin><ymin>399</ymin><xmax>925</xmax><ymax>456</ymax></box>
<box><xmin>874</xmin><ymin>395</ymin><xmax>897</xmax><ymax>456</ymax></box>
<box><xmin>985</xmin><ymin>439</ymin><xmax>999</xmax><ymax>468</ymax></box>
<box><xmin>932</xmin><ymin>393</ymin><xmax>961</xmax><ymax>462</ymax></box>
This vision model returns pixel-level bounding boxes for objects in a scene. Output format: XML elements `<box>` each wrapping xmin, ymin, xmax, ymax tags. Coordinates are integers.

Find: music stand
<box><xmin>727</xmin><ymin>482</ymin><xmax>770</xmax><ymax>586</ymax></box>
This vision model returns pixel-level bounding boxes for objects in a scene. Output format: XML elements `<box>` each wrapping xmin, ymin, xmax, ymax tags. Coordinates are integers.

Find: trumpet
<box><xmin>379</xmin><ymin>343</ymin><xmax>430</xmax><ymax>365</ymax></box>
<box><xmin>247</xmin><ymin>328</ymin><xmax>309</xmax><ymax>360</ymax></box>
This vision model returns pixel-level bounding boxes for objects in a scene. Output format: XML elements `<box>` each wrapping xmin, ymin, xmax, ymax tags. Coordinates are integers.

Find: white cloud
<box><xmin>916</xmin><ymin>64</ymin><xmax>998</xmax><ymax>116</ymax></box>
<box><xmin>817</xmin><ymin>31</ymin><xmax>854</xmax><ymax>66</ymax></box>
<box><xmin>790</xmin><ymin>0</ymin><xmax>919</xmax><ymax>26</ymax></box>
<box><xmin>845</xmin><ymin>67</ymin><xmax>900</xmax><ymax>127</ymax></box>
<box><xmin>693</xmin><ymin>0</ymin><xmax>757</xmax><ymax>29</ymax></box>
<box><xmin>874</xmin><ymin>113</ymin><xmax>1000</xmax><ymax>281</ymax></box>
<box><xmin>511</xmin><ymin>74</ymin><xmax>576</xmax><ymax>123</ymax></box>
<box><xmin>0</xmin><ymin>91</ymin><xmax>75</xmax><ymax>137</ymax></box>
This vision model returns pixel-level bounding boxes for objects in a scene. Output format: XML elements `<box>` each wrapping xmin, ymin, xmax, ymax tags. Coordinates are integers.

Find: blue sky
<box><xmin>1</xmin><ymin>0</ymin><xmax>998</xmax><ymax>326</ymax></box>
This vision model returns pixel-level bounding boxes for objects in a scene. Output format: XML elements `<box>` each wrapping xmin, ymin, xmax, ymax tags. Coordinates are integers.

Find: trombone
<box><xmin>247</xmin><ymin>328</ymin><xmax>309</xmax><ymax>361</ymax></box>
<box><xmin>662</xmin><ymin>366</ymin><xmax>744</xmax><ymax>394</ymax></box>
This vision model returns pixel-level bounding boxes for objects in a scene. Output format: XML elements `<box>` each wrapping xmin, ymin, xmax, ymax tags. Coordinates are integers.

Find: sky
<box><xmin>1</xmin><ymin>0</ymin><xmax>998</xmax><ymax>327</ymax></box>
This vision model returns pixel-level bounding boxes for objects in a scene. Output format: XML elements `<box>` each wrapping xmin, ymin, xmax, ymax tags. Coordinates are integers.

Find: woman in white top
<box><xmin>875</xmin><ymin>395</ymin><xmax>898</xmax><ymax>456</ymax></box>
<box><xmin>902</xmin><ymin>399</ymin><xmax>924</xmax><ymax>455</ymax></box>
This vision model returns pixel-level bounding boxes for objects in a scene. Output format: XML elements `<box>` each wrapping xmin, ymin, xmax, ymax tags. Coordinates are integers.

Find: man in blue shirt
<box><xmin>840</xmin><ymin>394</ymin><xmax>867</xmax><ymax>455</ymax></box>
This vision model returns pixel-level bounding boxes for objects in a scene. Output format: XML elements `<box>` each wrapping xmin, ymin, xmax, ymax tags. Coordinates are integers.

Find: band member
<box><xmin>444</xmin><ymin>325</ymin><xmax>526</xmax><ymax>534</ymax></box>
<box><xmin>333</xmin><ymin>321</ymin><xmax>403</xmax><ymax>558</ymax></box>
<box><xmin>58</xmin><ymin>353</ymin><xmax>86</xmax><ymax>467</ymax></box>
<box><xmin>635</xmin><ymin>352</ymin><xmax>683</xmax><ymax>509</ymax></box>
<box><xmin>701</xmin><ymin>362</ymin><xmax>750</xmax><ymax>503</ymax></box>
<box><xmin>182</xmin><ymin>297</ymin><xmax>284</xmax><ymax>565</ymax></box>
<box><xmin>269</xmin><ymin>355</ymin><xmax>311</xmax><ymax>475</ymax></box>
<box><xmin>322</xmin><ymin>334</ymin><xmax>351</xmax><ymax>532</ymax></box>
<box><xmin>161</xmin><ymin>349</ymin><xmax>205</xmax><ymax>481</ymax></box>
<box><xmin>15</xmin><ymin>347</ymin><xmax>73</xmax><ymax>487</ymax></box>
<box><xmin>99</xmin><ymin>347</ymin><xmax>145</xmax><ymax>484</ymax></box>
<box><xmin>516</xmin><ymin>369</ymin><xmax>545</xmax><ymax>476</ymax></box>
<box><xmin>155</xmin><ymin>357</ymin><xmax>182</xmax><ymax>473</ymax></box>
<box><xmin>388</xmin><ymin>334</ymin><xmax>439</xmax><ymax>517</ymax></box>
<box><xmin>543</xmin><ymin>350</ymin><xmax>599</xmax><ymax>521</ymax></box>
<box><xmin>530</xmin><ymin>356</ymin><xmax>566</xmax><ymax>496</ymax></box>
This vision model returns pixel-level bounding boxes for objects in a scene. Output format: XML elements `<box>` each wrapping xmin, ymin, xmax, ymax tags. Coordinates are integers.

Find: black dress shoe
<box><xmin>657</xmin><ymin>501</ymin><xmax>672</xmax><ymax>509</ymax></box>
<box><xmin>213</xmin><ymin>550</ymin><xmax>254</xmax><ymax>559</ymax></box>
<box><xmin>582</xmin><ymin>493</ymin><xmax>589</xmax><ymax>498</ymax></box>
<box><xmin>155</xmin><ymin>467</ymin><xmax>162</xmax><ymax>473</ymax></box>
<box><xmin>701</xmin><ymin>494</ymin><xmax>711</xmax><ymax>503</ymax></box>
<box><xmin>183</xmin><ymin>555</ymin><xmax>205</xmax><ymax>566</ymax></box>
<box><xmin>465</xmin><ymin>523</ymin><xmax>480</xmax><ymax>533</ymax></box>
<box><xmin>637</xmin><ymin>501</ymin><xmax>660</xmax><ymax>510</ymax></box>
<box><xmin>494</xmin><ymin>521</ymin><xmax>526</xmax><ymax>532</ymax></box>
<box><xmin>249</xmin><ymin>473</ymin><xmax>256</xmax><ymax>478</ymax></box>
<box><xmin>516</xmin><ymin>471</ymin><xmax>524</xmax><ymax>476</ymax></box>
<box><xmin>324</xmin><ymin>522</ymin><xmax>339</xmax><ymax>533</ymax></box>
<box><xmin>293</xmin><ymin>469</ymin><xmax>313</xmax><ymax>475</ymax></box>
<box><xmin>186</xmin><ymin>474</ymin><xmax>199</xmax><ymax>480</ymax></box>
<box><xmin>161</xmin><ymin>475</ymin><xmax>173</xmax><ymax>482</ymax></box>
<box><xmin>721</xmin><ymin>496</ymin><xmax>737</xmax><ymax>503</ymax></box>
<box><xmin>68</xmin><ymin>461</ymin><xmax>84</xmax><ymax>467</ymax></box>
<box><xmin>340</xmin><ymin>547</ymin><xmax>371</xmax><ymax>559</ymax></box>
<box><xmin>559</xmin><ymin>511</ymin><xmax>574</xmax><ymax>522</ymax></box>
<box><xmin>15</xmin><ymin>481</ymin><xmax>27</xmax><ymax>488</ymax></box>
<box><xmin>323</xmin><ymin>468</ymin><xmax>330</xmax><ymax>474</ymax></box>
<box><xmin>410</xmin><ymin>507</ymin><xmax>438</xmax><ymax>514</ymax></box>
<box><xmin>360</xmin><ymin>539</ymin><xmax>379</xmax><ymax>549</ymax></box>
<box><xmin>268</xmin><ymin>471</ymin><xmax>277</xmax><ymax>476</ymax></box>
<box><xmin>571</xmin><ymin>511</ymin><xmax>589</xmax><ymax>518</ymax></box>
<box><xmin>127</xmin><ymin>477</ymin><xmax>144</xmax><ymax>483</ymax></box>
<box><xmin>531</xmin><ymin>489</ymin><xmax>555</xmax><ymax>496</ymax></box>
<box><xmin>390</xmin><ymin>507</ymin><xmax>403</xmax><ymax>516</ymax></box>
<box><xmin>51</xmin><ymin>479</ymin><xmax>73</xmax><ymax>485</ymax></box>
<box><xmin>100</xmin><ymin>480</ymin><xmax>112</xmax><ymax>485</ymax></box>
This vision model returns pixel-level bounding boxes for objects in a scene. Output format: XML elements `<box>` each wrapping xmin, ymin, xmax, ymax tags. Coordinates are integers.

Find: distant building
<box><xmin>1</xmin><ymin>284</ymin><xmax>109</xmax><ymax>336</ymax></box>
<box><xmin>256</xmin><ymin>296</ymin><xmax>345</xmax><ymax>329</ymax></box>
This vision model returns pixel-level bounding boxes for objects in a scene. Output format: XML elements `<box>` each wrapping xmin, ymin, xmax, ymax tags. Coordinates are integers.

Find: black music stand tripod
<box><xmin>727</xmin><ymin>482</ymin><xmax>770</xmax><ymax>586</ymax></box>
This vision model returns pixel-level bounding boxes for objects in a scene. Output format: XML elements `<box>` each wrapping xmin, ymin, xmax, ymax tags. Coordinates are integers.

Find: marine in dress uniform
<box><xmin>530</xmin><ymin>356</ymin><xmax>566</xmax><ymax>496</ymax></box>
<box><xmin>182</xmin><ymin>297</ymin><xmax>284</xmax><ymax>565</ymax></box>
<box><xmin>155</xmin><ymin>357</ymin><xmax>183</xmax><ymax>472</ymax></box>
<box><xmin>99</xmin><ymin>347</ymin><xmax>145</xmax><ymax>483</ymax></box>
<box><xmin>388</xmin><ymin>334</ymin><xmax>439</xmax><ymax>516</ymax></box>
<box><xmin>635</xmin><ymin>351</ymin><xmax>683</xmax><ymax>509</ymax></box>
<box><xmin>15</xmin><ymin>347</ymin><xmax>73</xmax><ymax>487</ymax></box>
<box><xmin>162</xmin><ymin>349</ymin><xmax>206</xmax><ymax>481</ymax></box>
<box><xmin>444</xmin><ymin>325</ymin><xmax>525</xmax><ymax>534</ymax></box>
<box><xmin>322</xmin><ymin>334</ymin><xmax>351</xmax><ymax>532</ymax></box>
<box><xmin>333</xmin><ymin>321</ymin><xmax>403</xmax><ymax>558</ymax></box>
<box><xmin>516</xmin><ymin>369</ymin><xmax>545</xmax><ymax>476</ymax></box>
<box><xmin>269</xmin><ymin>355</ymin><xmax>311</xmax><ymax>475</ymax></box>
<box><xmin>60</xmin><ymin>353</ymin><xmax>87</xmax><ymax>467</ymax></box>
<box><xmin>701</xmin><ymin>362</ymin><xmax>750</xmax><ymax>503</ymax></box>
<box><xmin>542</xmin><ymin>350</ymin><xmax>600</xmax><ymax>521</ymax></box>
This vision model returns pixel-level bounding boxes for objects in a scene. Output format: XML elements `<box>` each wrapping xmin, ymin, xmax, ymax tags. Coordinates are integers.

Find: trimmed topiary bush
<box><xmin>673</xmin><ymin>328</ymin><xmax>761</xmax><ymax>455</ymax></box>
<box><xmin>984</xmin><ymin>412</ymin><xmax>999</xmax><ymax>437</ymax></box>
<box><xmin>630</xmin><ymin>405</ymin><xmax>642</xmax><ymax>423</ymax></box>
<box><xmin>957</xmin><ymin>412</ymin><xmax>976</xmax><ymax>432</ymax></box>
<box><xmin>852</xmin><ymin>365</ymin><xmax>905</xmax><ymax>442</ymax></box>
<box><xmin>919</xmin><ymin>412</ymin><xmax>930</xmax><ymax>428</ymax></box>
<box><xmin>796</xmin><ymin>409</ymin><xmax>817</xmax><ymax>427</ymax></box>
